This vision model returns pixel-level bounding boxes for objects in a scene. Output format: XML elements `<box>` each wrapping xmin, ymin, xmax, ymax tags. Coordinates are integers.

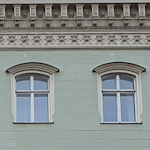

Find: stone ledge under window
<box><xmin>100</xmin><ymin>122</ymin><xmax>142</xmax><ymax>124</ymax></box>
<box><xmin>13</xmin><ymin>122</ymin><xmax>54</xmax><ymax>124</ymax></box>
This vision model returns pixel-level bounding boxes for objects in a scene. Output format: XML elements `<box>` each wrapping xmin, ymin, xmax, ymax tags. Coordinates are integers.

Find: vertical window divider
<box><xmin>116</xmin><ymin>75</ymin><xmax>121</xmax><ymax>123</ymax></box>
<box><xmin>30</xmin><ymin>75</ymin><xmax>34</xmax><ymax>122</ymax></box>
<box><xmin>48</xmin><ymin>77</ymin><xmax>51</xmax><ymax>122</ymax></box>
<box><xmin>14</xmin><ymin>76</ymin><xmax>17</xmax><ymax>122</ymax></box>
<box><xmin>134</xmin><ymin>78</ymin><xmax>138</xmax><ymax>122</ymax></box>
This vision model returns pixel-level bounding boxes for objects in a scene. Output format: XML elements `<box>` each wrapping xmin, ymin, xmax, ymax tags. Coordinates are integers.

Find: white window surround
<box><xmin>93</xmin><ymin>62</ymin><xmax>146</xmax><ymax>124</ymax></box>
<box><xmin>6</xmin><ymin>62</ymin><xmax>59</xmax><ymax>123</ymax></box>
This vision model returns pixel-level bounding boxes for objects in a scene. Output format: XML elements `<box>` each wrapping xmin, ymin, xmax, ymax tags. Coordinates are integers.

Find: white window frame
<box><xmin>13</xmin><ymin>71</ymin><xmax>54</xmax><ymax>123</ymax></box>
<box><xmin>93</xmin><ymin>62</ymin><xmax>146</xmax><ymax>124</ymax></box>
<box><xmin>6</xmin><ymin>62</ymin><xmax>59</xmax><ymax>123</ymax></box>
<box><xmin>100</xmin><ymin>71</ymin><xmax>139</xmax><ymax>123</ymax></box>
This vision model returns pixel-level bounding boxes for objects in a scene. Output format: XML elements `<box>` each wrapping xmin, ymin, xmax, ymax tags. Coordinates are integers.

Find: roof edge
<box><xmin>0</xmin><ymin>0</ymin><xmax>149</xmax><ymax>4</ymax></box>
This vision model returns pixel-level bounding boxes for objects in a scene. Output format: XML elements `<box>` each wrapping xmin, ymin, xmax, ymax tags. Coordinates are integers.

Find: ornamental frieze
<box><xmin>0</xmin><ymin>33</ymin><xmax>150</xmax><ymax>48</ymax></box>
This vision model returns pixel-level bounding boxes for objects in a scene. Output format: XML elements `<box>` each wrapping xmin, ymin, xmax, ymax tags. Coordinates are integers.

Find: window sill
<box><xmin>13</xmin><ymin>122</ymin><xmax>54</xmax><ymax>124</ymax></box>
<box><xmin>100</xmin><ymin>122</ymin><xmax>142</xmax><ymax>124</ymax></box>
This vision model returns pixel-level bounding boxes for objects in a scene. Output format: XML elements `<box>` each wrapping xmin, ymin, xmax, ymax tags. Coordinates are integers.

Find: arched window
<box><xmin>93</xmin><ymin>62</ymin><xmax>146</xmax><ymax>123</ymax></box>
<box><xmin>102</xmin><ymin>73</ymin><xmax>136</xmax><ymax>123</ymax></box>
<box><xmin>6</xmin><ymin>62</ymin><xmax>59</xmax><ymax>123</ymax></box>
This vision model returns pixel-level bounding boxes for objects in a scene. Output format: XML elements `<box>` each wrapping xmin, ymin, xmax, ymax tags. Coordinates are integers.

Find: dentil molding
<box><xmin>0</xmin><ymin>3</ymin><xmax>150</xmax><ymax>29</ymax></box>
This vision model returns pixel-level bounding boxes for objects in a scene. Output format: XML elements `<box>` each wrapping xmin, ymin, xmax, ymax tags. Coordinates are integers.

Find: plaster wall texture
<box><xmin>0</xmin><ymin>49</ymin><xmax>150</xmax><ymax>149</ymax></box>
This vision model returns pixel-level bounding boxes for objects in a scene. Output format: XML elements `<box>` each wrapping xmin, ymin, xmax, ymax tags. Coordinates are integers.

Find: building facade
<box><xmin>0</xmin><ymin>0</ymin><xmax>150</xmax><ymax>149</ymax></box>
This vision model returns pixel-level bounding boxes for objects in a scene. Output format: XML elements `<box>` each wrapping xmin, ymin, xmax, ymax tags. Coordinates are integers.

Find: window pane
<box><xmin>102</xmin><ymin>76</ymin><xmax>116</xmax><ymax>89</ymax></box>
<box><xmin>34</xmin><ymin>76</ymin><xmax>48</xmax><ymax>90</ymax></box>
<box><xmin>17</xmin><ymin>94</ymin><xmax>31</xmax><ymax>122</ymax></box>
<box><xmin>34</xmin><ymin>94</ymin><xmax>48</xmax><ymax>122</ymax></box>
<box><xmin>16</xmin><ymin>76</ymin><xmax>30</xmax><ymax>90</ymax></box>
<box><xmin>120</xmin><ymin>75</ymin><xmax>134</xmax><ymax>89</ymax></box>
<box><xmin>121</xmin><ymin>94</ymin><xmax>135</xmax><ymax>122</ymax></box>
<box><xmin>103</xmin><ymin>94</ymin><xmax>117</xmax><ymax>122</ymax></box>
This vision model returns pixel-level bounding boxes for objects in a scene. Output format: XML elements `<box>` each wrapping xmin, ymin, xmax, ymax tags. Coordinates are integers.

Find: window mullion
<box><xmin>116</xmin><ymin>75</ymin><xmax>121</xmax><ymax>123</ymax></box>
<box><xmin>117</xmin><ymin>92</ymin><xmax>121</xmax><ymax>123</ymax></box>
<box><xmin>31</xmin><ymin>93</ymin><xmax>34</xmax><ymax>122</ymax></box>
<box><xmin>30</xmin><ymin>75</ymin><xmax>34</xmax><ymax>91</ymax></box>
<box><xmin>116</xmin><ymin>75</ymin><xmax>120</xmax><ymax>90</ymax></box>
<box><xmin>30</xmin><ymin>75</ymin><xmax>34</xmax><ymax>122</ymax></box>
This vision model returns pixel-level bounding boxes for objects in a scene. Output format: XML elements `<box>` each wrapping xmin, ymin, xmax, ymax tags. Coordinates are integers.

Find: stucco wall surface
<box><xmin>0</xmin><ymin>49</ymin><xmax>150</xmax><ymax>150</ymax></box>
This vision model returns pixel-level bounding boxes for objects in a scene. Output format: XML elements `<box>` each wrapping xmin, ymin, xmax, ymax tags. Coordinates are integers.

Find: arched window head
<box><xmin>93</xmin><ymin>62</ymin><xmax>146</xmax><ymax>124</ymax></box>
<box><xmin>6</xmin><ymin>62</ymin><xmax>59</xmax><ymax>123</ymax></box>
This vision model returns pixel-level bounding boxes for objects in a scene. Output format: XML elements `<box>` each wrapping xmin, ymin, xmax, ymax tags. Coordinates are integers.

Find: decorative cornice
<box><xmin>0</xmin><ymin>32</ymin><xmax>150</xmax><ymax>49</ymax></box>
<box><xmin>93</xmin><ymin>62</ymin><xmax>146</xmax><ymax>74</ymax></box>
<box><xmin>0</xmin><ymin>3</ymin><xmax>150</xmax><ymax>30</ymax></box>
<box><xmin>6</xmin><ymin>62</ymin><xmax>60</xmax><ymax>74</ymax></box>
<box><xmin>0</xmin><ymin>0</ymin><xmax>150</xmax><ymax>4</ymax></box>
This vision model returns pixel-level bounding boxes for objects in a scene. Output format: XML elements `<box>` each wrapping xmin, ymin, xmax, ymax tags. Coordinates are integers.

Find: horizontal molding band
<box><xmin>0</xmin><ymin>33</ymin><xmax>149</xmax><ymax>49</ymax></box>
<box><xmin>0</xmin><ymin>0</ymin><xmax>150</xmax><ymax>4</ymax></box>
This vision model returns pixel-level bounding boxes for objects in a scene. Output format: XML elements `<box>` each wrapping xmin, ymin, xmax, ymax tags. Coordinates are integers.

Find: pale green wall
<box><xmin>0</xmin><ymin>49</ymin><xmax>150</xmax><ymax>150</ymax></box>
